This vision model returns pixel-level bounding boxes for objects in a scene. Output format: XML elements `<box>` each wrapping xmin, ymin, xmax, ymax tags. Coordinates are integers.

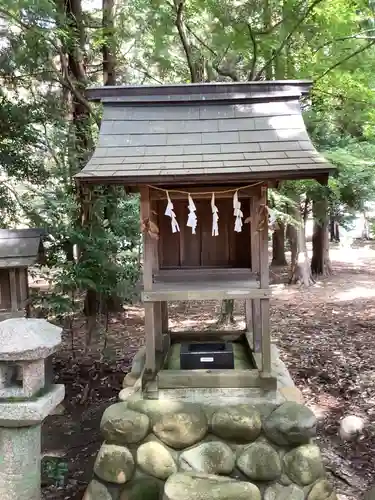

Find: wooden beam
<box><xmin>170</xmin><ymin>330</ymin><xmax>244</xmax><ymax>343</ymax></box>
<box><xmin>143</xmin><ymin>287</ymin><xmax>270</xmax><ymax>302</ymax></box>
<box><xmin>149</xmin><ymin>185</ymin><xmax>264</xmax><ymax>201</ymax></box>
<box><xmin>153</xmin><ymin>268</ymin><xmax>258</xmax><ymax>282</ymax></box>
<box><xmin>157</xmin><ymin>369</ymin><xmax>276</xmax><ymax>390</ymax></box>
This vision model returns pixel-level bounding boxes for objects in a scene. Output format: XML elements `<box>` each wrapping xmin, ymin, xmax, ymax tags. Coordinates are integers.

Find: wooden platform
<box><xmin>142</xmin><ymin>279</ymin><xmax>269</xmax><ymax>302</ymax></box>
<box><xmin>142</xmin><ymin>268</ymin><xmax>270</xmax><ymax>302</ymax></box>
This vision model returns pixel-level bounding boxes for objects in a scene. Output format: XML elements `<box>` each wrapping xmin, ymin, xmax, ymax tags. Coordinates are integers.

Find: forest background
<box><xmin>1</xmin><ymin>0</ymin><xmax>375</xmax><ymax>334</ymax></box>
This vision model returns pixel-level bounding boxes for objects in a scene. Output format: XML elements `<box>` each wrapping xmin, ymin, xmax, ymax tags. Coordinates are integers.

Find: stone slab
<box><xmin>0</xmin><ymin>384</ymin><xmax>65</xmax><ymax>427</ymax></box>
<box><xmin>157</xmin><ymin>387</ymin><xmax>284</xmax><ymax>406</ymax></box>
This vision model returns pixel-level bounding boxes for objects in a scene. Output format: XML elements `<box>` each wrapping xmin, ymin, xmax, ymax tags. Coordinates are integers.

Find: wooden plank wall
<box><xmin>157</xmin><ymin>198</ymin><xmax>251</xmax><ymax>269</ymax></box>
<box><xmin>0</xmin><ymin>268</ymin><xmax>28</xmax><ymax>312</ymax></box>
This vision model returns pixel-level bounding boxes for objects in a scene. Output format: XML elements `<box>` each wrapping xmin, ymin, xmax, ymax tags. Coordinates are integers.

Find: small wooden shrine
<box><xmin>76</xmin><ymin>81</ymin><xmax>334</xmax><ymax>399</ymax></box>
<box><xmin>0</xmin><ymin>229</ymin><xmax>45</xmax><ymax>319</ymax></box>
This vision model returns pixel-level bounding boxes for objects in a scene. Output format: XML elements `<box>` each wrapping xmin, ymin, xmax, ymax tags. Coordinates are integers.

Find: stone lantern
<box><xmin>0</xmin><ymin>318</ymin><xmax>65</xmax><ymax>500</ymax></box>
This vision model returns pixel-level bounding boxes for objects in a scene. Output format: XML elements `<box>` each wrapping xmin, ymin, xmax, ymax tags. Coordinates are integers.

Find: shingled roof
<box><xmin>76</xmin><ymin>81</ymin><xmax>334</xmax><ymax>186</ymax></box>
<box><xmin>0</xmin><ymin>229</ymin><xmax>45</xmax><ymax>268</ymax></box>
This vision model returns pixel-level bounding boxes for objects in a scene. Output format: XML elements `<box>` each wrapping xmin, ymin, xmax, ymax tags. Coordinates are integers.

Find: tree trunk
<box><xmin>57</xmin><ymin>0</ymin><xmax>97</xmax><ymax>334</ymax></box>
<box><xmin>271</xmin><ymin>222</ymin><xmax>287</xmax><ymax>266</ymax></box>
<box><xmin>286</xmin><ymin>223</ymin><xmax>297</xmax><ymax>265</ymax></box>
<box><xmin>311</xmin><ymin>198</ymin><xmax>332</xmax><ymax>276</ymax></box>
<box><xmin>60</xmin><ymin>0</ymin><xmax>92</xmax><ymax>171</ymax></box>
<box><xmin>217</xmin><ymin>299</ymin><xmax>235</xmax><ymax>327</ymax></box>
<box><xmin>289</xmin><ymin>206</ymin><xmax>315</xmax><ymax>287</ymax></box>
<box><xmin>102</xmin><ymin>0</ymin><xmax>116</xmax><ymax>85</ymax></box>
<box><xmin>330</xmin><ymin>219</ymin><xmax>340</xmax><ymax>242</ymax></box>
<box><xmin>263</xmin><ymin>0</ymin><xmax>273</xmax><ymax>79</ymax></box>
<box><xmin>330</xmin><ymin>218</ymin><xmax>336</xmax><ymax>242</ymax></box>
<box><xmin>302</xmin><ymin>197</ymin><xmax>310</xmax><ymax>232</ymax></box>
<box><xmin>362</xmin><ymin>210</ymin><xmax>370</xmax><ymax>239</ymax></box>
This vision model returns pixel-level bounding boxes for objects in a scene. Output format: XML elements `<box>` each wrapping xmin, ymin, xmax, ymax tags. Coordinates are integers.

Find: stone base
<box><xmin>84</xmin><ymin>345</ymin><xmax>336</xmax><ymax>499</ymax></box>
<box><xmin>0</xmin><ymin>425</ymin><xmax>41</xmax><ymax>500</ymax></box>
<box><xmin>0</xmin><ymin>384</ymin><xmax>65</xmax><ymax>427</ymax></box>
<box><xmin>84</xmin><ymin>395</ymin><xmax>337</xmax><ymax>500</ymax></box>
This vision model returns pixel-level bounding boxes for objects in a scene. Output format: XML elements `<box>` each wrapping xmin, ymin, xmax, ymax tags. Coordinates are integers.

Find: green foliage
<box><xmin>42</xmin><ymin>458</ymin><xmax>69</xmax><ymax>487</ymax></box>
<box><xmin>1</xmin><ymin>0</ymin><xmax>375</xmax><ymax>320</ymax></box>
<box><xmin>326</xmin><ymin>142</ymin><xmax>375</xmax><ymax>218</ymax></box>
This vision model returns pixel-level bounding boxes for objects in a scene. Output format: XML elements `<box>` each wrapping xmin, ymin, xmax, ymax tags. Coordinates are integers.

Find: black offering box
<box><xmin>180</xmin><ymin>341</ymin><xmax>234</xmax><ymax>370</ymax></box>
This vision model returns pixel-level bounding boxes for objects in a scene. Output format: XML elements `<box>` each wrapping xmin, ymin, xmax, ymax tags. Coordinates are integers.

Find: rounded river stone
<box><xmin>365</xmin><ymin>487</ymin><xmax>375</xmax><ymax>500</ymax></box>
<box><xmin>128</xmin><ymin>399</ymin><xmax>202</xmax><ymax>425</ymax></box>
<box><xmin>264</xmin><ymin>483</ymin><xmax>305</xmax><ymax>500</ymax></box>
<box><xmin>263</xmin><ymin>402</ymin><xmax>317</xmax><ymax>446</ymax></box>
<box><xmin>83</xmin><ymin>480</ymin><xmax>112</xmax><ymax>500</ymax></box>
<box><xmin>130</xmin><ymin>347</ymin><xmax>146</xmax><ymax>377</ymax></box>
<box><xmin>211</xmin><ymin>406</ymin><xmax>262</xmax><ymax>442</ymax></box>
<box><xmin>100</xmin><ymin>403</ymin><xmax>150</xmax><ymax>444</ymax></box>
<box><xmin>94</xmin><ymin>443</ymin><xmax>134</xmax><ymax>484</ymax></box>
<box><xmin>120</xmin><ymin>476</ymin><xmax>163</xmax><ymax>500</ymax></box>
<box><xmin>283</xmin><ymin>444</ymin><xmax>325</xmax><ymax>486</ymax></box>
<box><xmin>163</xmin><ymin>472</ymin><xmax>261</xmax><ymax>500</ymax></box>
<box><xmin>307</xmin><ymin>479</ymin><xmax>337</xmax><ymax>500</ymax></box>
<box><xmin>123</xmin><ymin>374</ymin><xmax>138</xmax><ymax>388</ymax></box>
<box><xmin>179</xmin><ymin>441</ymin><xmax>235</xmax><ymax>474</ymax></box>
<box><xmin>236</xmin><ymin>441</ymin><xmax>281</xmax><ymax>481</ymax></box>
<box><xmin>153</xmin><ymin>411</ymin><xmax>208</xmax><ymax>449</ymax></box>
<box><xmin>136</xmin><ymin>441</ymin><xmax>177</xmax><ymax>479</ymax></box>
<box><xmin>119</xmin><ymin>387</ymin><xmax>136</xmax><ymax>402</ymax></box>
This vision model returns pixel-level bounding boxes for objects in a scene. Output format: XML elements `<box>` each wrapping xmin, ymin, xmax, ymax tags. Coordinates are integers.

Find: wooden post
<box><xmin>249</xmin><ymin>194</ymin><xmax>261</xmax><ymax>352</ymax></box>
<box><xmin>259</xmin><ymin>185</ymin><xmax>272</xmax><ymax>377</ymax></box>
<box><xmin>9</xmin><ymin>269</ymin><xmax>18</xmax><ymax>312</ymax></box>
<box><xmin>19</xmin><ymin>269</ymin><xmax>28</xmax><ymax>305</ymax></box>
<box><xmin>140</xmin><ymin>187</ymin><xmax>156</xmax><ymax>373</ymax></box>
<box><xmin>161</xmin><ymin>302</ymin><xmax>169</xmax><ymax>332</ymax></box>
<box><xmin>150</xmin><ymin>198</ymin><xmax>163</xmax><ymax>353</ymax></box>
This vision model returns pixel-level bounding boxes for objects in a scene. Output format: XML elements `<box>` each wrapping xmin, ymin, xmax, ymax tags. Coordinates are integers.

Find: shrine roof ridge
<box><xmin>86</xmin><ymin>80</ymin><xmax>313</xmax><ymax>104</ymax></box>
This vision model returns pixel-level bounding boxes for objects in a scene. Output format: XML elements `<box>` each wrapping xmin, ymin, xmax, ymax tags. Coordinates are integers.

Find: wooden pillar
<box><xmin>150</xmin><ymin>198</ymin><xmax>163</xmax><ymax>353</ymax></box>
<box><xmin>259</xmin><ymin>185</ymin><xmax>272</xmax><ymax>377</ymax></box>
<box><xmin>19</xmin><ymin>268</ymin><xmax>28</xmax><ymax>304</ymax></box>
<box><xmin>248</xmin><ymin>194</ymin><xmax>261</xmax><ymax>352</ymax></box>
<box><xmin>9</xmin><ymin>269</ymin><xmax>18</xmax><ymax>312</ymax></box>
<box><xmin>140</xmin><ymin>187</ymin><xmax>157</xmax><ymax>374</ymax></box>
<box><xmin>161</xmin><ymin>302</ymin><xmax>169</xmax><ymax>332</ymax></box>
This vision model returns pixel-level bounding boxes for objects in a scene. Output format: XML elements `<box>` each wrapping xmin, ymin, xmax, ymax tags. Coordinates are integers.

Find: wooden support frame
<box><xmin>246</xmin><ymin>191</ymin><xmax>262</xmax><ymax>352</ymax></box>
<box><xmin>140</xmin><ymin>186</ymin><xmax>161</xmax><ymax>375</ymax></box>
<box><xmin>161</xmin><ymin>302</ymin><xmax>169</xmax><ymax>332</ymax></box>
<box><xmin>19</xmin><ymin>268</ymin><xmax>28</xmax><ymax>306</ymax></box>
<box><xmin>169</xmin><ymin>330</ymin><xmax>244</xmax><ymax>343</ymax></box>
<box><xmin>9</xmin><ymin>269</ymin><xmax>18</xmax><ymax>312</ymax></box>
<box><xmin>149</xmin><ymin>185</ymin><xmax>268</xmax><ymax>201</ymax></box>
<box><xmin>143</xmin><ymin>286</ymin><xmax>269</xmax><ymax>302</ymax></box>
<box><xmin>143</xmin><ymin>333</ymin><xmax>171</xmax><ymax>399</ymax></box>
<box><xmin>259</xmin><ymin>185</ymin><xmax>272</xmax><ymax>378</ymax></box>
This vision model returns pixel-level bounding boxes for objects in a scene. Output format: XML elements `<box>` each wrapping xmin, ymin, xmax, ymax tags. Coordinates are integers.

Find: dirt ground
<box><xmin>41</xmin><ymin>243</ymin><xmax>375</xmax><ymax>500</ymax></box>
